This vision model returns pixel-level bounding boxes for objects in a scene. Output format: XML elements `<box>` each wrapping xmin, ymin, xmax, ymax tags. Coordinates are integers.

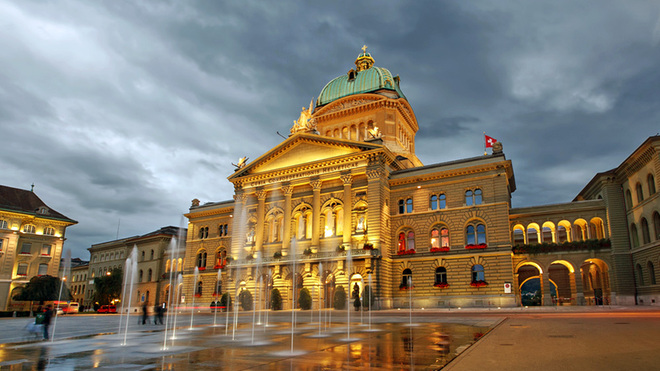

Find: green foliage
<box><xmin>12</xmin><ymin>275</ymin><xmax>71</xmax><ymax>303</ymax></box>
<box><xmin>220</xmin><ymin>292</ymin><xmax>232</xmax><ymax>311</ymax></box>
<box><xmin>352</xmin><ymin>283</ymin><xmax>361</xmax><ymax>310</ymax></box>
<box><xmin>512</xmin><ymin>238</ymin><xmax>611</xmax><ymax>255</ymax></box>
<box><xmin>333</xmin><ymin>285</ymin><xmax>346</xmax><ymax>310</ymax></box>
<box><xmin>362</xmin><ymin>285</ymin><xmax>375</xmax><ymax>310</ymax></box>
<box><xmin>298</xmin><ymin>287</ymin><xmax>312</xmax><ymax>310</ymax></box>
<box><xmin>270</xmin><ymin>288</ymin><xmax>282</xmax><ymax>311</ymax></box>
<box><xmin>93</xmin><ymin>268</ymin><xmax>123</xmax><ymax>305</ymax></box>
<box><xmin>239</xmin><ymin>289</ymin><xmax>253</xmax><ymax>311</ymax></box>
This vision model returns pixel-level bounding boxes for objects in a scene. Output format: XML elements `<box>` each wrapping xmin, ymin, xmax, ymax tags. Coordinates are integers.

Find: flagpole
<box><xmin>483</xmin><ymin>132</ymin><xmax>487</xmax><ymax>156</ymax></box>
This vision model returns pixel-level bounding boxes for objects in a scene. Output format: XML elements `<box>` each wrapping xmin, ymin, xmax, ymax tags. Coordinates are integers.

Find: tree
<box><xmin>298</xmin><ymin>287</ymin><xmax>312</xmax><ymax>310</ymax></box>
<box><xmin>352</xmin><ymin>283</ymin><xmax>361</xmax><ymax>311</ymax></box>
<box><xmin>362</xmin><ymin>285</ymin><xmax>375</xmax><ymax>310</ymax></box>
<box><xmin>13</xmin><ymin>275</ymin><xmax>71</xmax><ymax>304</ymax></box>
<box><xmin>270</xmin><ymin>288</ymin><xmax>282</xmax><ymax>311</ymax></box>
<box><xmin>220</xmin><ymin>292</ymin><xmax>232</xmax><ymax>311</ymax></box>
<box><xmin>239</xmin><ymin>289</ymin><xmax>253</xmax><ymax>311</ymax></box>
<box><xmin>93</xmin><ymin>268</ymin><xmax>123</xmax><ymax>305</ymax></box>
<box><xmin>333</xmin><ymin>285</ymin><xmax>346</xmax><ymax>310</ymax></box>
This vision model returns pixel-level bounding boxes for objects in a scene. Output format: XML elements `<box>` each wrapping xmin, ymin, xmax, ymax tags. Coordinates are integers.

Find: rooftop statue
<box><xmin>232</xmin><ymin>156</ymin><xmax>249</xmax><ymax>171</ymax></box>
<box><xmin>290</xmin><ymin>99</ymin><xmax>318</xmax><ymax>135</ymax></box>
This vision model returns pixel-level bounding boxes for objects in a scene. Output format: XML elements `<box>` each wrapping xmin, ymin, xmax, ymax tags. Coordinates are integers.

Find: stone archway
<box><xmin>581</xmin><ymin>259</ymin><xmax>610</xmax><ymax>305</ymax></box>
<box><xmin>548</xmin><ymin>262</ymin><xmax>573</xmax><ymax>305</ymax></box>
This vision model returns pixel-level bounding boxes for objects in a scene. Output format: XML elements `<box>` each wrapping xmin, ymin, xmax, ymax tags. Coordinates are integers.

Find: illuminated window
<box><xmin>23</xmin><ymin>224</ymin><xmax>35</xmax><ymax>233</ymax></box>
<box><xmin>398</xmin><ymin>232</ymin><xmax>406</xmax><ymax>253</ymax></box>
<box><xmin>407</xmin><ymin>231</ymin><xmax>415</xmax><ymax>251</ymax></box>
<box><xmin>430</xmin><ymin>227</ymin><xmax>450</xmax><ymax>248</ymax></box>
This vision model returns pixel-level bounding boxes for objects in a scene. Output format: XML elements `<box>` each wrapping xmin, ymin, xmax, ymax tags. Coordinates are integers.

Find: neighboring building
<box><xmin>0</xmin><ymin>185</ymin><xmax>77</xmax><ymax>310</ymax></box>
<box><xmin>181</xmin><ymin>49</ymin><xmax>659</xmax><ymax>309</ymax></box>
<box><xmin>59</xmin><ymin>258</ymin><xmax>89</xmax><ymax>309</ymax></box>
<box><xmin>87</xmin><ymin>226</ymin><xmax>185</xmax><ymax>311</ymax></box>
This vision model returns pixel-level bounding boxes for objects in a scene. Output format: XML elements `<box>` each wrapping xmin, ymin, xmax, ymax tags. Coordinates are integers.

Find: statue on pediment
<box><xmin>290</xmin><ymin>99</ymin><xmax>319</xmax><ymax>135</ymax></box>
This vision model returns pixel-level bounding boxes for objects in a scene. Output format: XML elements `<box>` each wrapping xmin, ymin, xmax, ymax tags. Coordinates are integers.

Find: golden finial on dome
<box><xmin>355</xmin><ymin>45</ymin><xmax>374</xmax><ymax>72</ymax></box>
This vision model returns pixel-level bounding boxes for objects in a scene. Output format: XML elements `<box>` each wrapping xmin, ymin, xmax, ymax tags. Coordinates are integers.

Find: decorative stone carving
<box><xmin>191</xmin><ymin>198</ymin><xmax>200</xmax><ymax>207</ymax></box>
<box><xmin>340</xmin><ymin>173</ymin><xmax>353</xmax><ymax>185</ymax></box>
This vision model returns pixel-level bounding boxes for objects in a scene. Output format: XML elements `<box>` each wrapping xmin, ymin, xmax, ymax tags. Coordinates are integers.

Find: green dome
<box><xmin>317</xmin><ymin>65</ymin><xmax>406</xmax><ymax>107</ymax></box>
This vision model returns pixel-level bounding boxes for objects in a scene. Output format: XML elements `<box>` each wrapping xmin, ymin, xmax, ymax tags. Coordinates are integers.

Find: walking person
<box><xmin>141</xmin><ymin>302</ymin><xmax>149</xmax><ymax>325</ymax></box>
<box><xmin>154</xmin><ymin>303</ymin><xmax>163</xmax><ymax>325</ymax></box>
<box><xmin>42</xmin><ymin>305</ymin><xmax>53</xmax><ymax>340</ymax></box>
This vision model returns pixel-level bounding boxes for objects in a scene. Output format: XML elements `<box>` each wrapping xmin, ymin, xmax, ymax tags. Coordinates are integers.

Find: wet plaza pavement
<box><xmin>0</xmin><ymin>310</ymin><xmax>498</xmax><ymax>370</ymax></box>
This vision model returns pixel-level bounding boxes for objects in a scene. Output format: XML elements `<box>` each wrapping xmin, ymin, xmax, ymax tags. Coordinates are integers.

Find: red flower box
<box><xmin>363</xmin><ymin>243</ymin><xmax>374</xmax><ymax>250</ymax></box>
<box><xmin>430</xmin><ymin>247</ymin><xmax>450</xmax><ymax>253</ymax></box>
<box><xmin>465</xmin><ymin>243</ymin><xmax>487</xmax><ymax>250</ymax></box>
<box><xmin>213</xmin><ymin>265</ymin><xmax>225</xmax><ymax>270</ymax></box>
<box><xmin>399</xmin><ymin>285</ymin><xmax>415</xmax><ymax>290</ymax></box>
<box><xmin>434</xmin><ymin>282</ymin><xmax>450</xmax><ymax>288</ymax></box>
<box><xmin>470</xmin><ymin>280</ymin><xmax>488</xmax><ymax>287</ymax></box>
<box><xmin>397</xmin><ymin>249</ymin><xmax>416</xmax><ymax>255</ymax></box>
<box><xmin>198</xmin><ymin>267</ymin><xmax>206</xmax><ymax>271</ymax></box>
<box><xmin>194</xmin><ymin>293</ymin><xmax>202</xmax><ymax>298</ymax></box>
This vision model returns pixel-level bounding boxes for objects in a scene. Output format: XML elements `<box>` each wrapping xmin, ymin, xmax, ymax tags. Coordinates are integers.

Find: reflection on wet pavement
<box><xmin>0</xmin><ymin>320</ymin><xmax>492</xmax><ymax>370</ymax></box>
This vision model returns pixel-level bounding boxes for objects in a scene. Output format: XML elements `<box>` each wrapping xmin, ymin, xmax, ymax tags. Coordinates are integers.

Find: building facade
<box><xmin>87</xmin><ymin>226</ymin><xmax>184</xmax><ymax>311</ymax></box>
<box><xmin>182</xmin><ymin>50</ymin><xmax>659</xmax><ymax>309</ymax></box>
<box><xmin>0</xmin><ymin>185</ymin><xmax>77</xmax><ymax>310</ymax></box>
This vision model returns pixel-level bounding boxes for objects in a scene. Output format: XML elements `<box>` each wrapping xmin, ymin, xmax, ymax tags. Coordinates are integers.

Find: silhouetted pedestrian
<box><xmin>141</xmin><ymin>302</ymin><xmax>149</xmax><ymax>325</ymax></box>
<box><xmin>154</xmin><ymin>303</ymin><xmax>163</xmax><ymax>325</ymax></box>
<box><xmin>43</xmin><ymin>305</ymin><xmax>53</xmax><ymax>340</ymax></box>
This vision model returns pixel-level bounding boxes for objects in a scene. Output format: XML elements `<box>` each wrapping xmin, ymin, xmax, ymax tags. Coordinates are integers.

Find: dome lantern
<box><xmin>355</xmin><ymin>45</ymin><xmax>375</xmax><ymax>72</ymax></box>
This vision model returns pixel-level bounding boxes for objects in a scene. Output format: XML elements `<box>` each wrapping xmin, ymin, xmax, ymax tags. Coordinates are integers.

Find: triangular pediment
<box><xmin>229</xmin><ymin>133</ymin><xmax>382</xmax><ymax>180</ymax></box>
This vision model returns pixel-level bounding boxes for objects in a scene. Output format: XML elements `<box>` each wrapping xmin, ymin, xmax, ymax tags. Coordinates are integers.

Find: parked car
<box><xmin>98</xmin><ymin>305</ymin><xmax>117</xmax><ymax>313</ymax></box>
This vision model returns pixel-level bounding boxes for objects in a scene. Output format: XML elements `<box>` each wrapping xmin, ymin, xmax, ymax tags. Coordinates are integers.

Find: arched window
<box><xmin>435</xmin><ymin>267</ymin><xmax>447</xmax><ymax>285</ymax></box>
<box><xmin>440</xmin><ymin>228</ymin><xmax>449</xmax><ymax>247</ymax></box>
<box><xmin>401</xmin><ymin>268</ymin><xmax>413</xmax><ymax>289</ymax></box>
<box><xmin>474</xmin><ymin>189</ymin><xmax>482</xmax><ymax>205</ymax></box>
<box><xmin>398</xmin><ymin>199</ymin><xmax>405</xmax><ymax>214</ymax></box>
<box><xmin>542</xmin><ymin>227</ymin><xmax>553</xmax><ymax>243</ymax></box>
<box><xmin>471</xmin><ymin>265</ymin><xmax>485</xmax><ymax>282</ymax></box>
<box><xmin>196</xmin><ymin>281</ymin><xmax>203</xmax><ymax>296</ymax></box>
<box><xmin>439</xmin><ymin>194</ymin><xmax>446</xmax><ymax>209</ymax></box>
<box><xmin>430</xmin><ymin>229</ymin><xmax>440</xmax><ymax>248</ymax></box>
<box><xmin>398</xmin><ymin>232</ymin><xmax>406</xmax><ymax>253</ymax></box>
<box><xmin>648</xmin><ymin>174</ymin><xmax>656</xmax><ymax>195</ymax></box>
<box><xmin>430</xmin><ymin>195</ymin><xmax>438</xmax><ymax>210</ymax></box>
<box><xmin>141</xmin><ymin>251</ymin><xmax>145</xmax><ymax>261</ymax></box>
<box><xmin>557</xmin><ymin>225</ymin><xmax>568</xmax><ymax>243</ymax></box>
<box><xmin>653</xmin><ymin>212</ymin><xmax>660</xmax><ymax>241</ymax></box>
<box><xmin>199</xmin><ymin>226</ymin><xmax>209</xmax><ymax>239</ymax></box>
<box><xmin>466</xmin><ymin>223</ymin><xmax>486</xmax><ymax>246</ymax></box>
<box><xmin>196</xmin><ymin>250</ymin><xmax>207</xmax><ymax>268</ymax></box>
<box><xmin>139</xmin><ymin>269</ymin><xmax>144</xmax><ymax>283</ymax></box>
<box><xmin>44</xmin><ymin>227</ymin><xmax>55</xmax><ymax>235</ymax></box>
<box><xmin>625</xmin><ymin>189</ymin><xmax>633</xmax><ymax>208</ymax></box>
<box><xmin>513</xmin><ymin>229</ymin><xmax>525</xmax><ymax>245</ymax></box>
<box><xmin>0</xmin><ymin>220</ymin><xmax>7</xmax><ymax>229</ymax></box>
<box><xmin>527</xmin><ymin>227</ymin><xmax>539</xmax><ymax>244</ymax></box>
<box><xmin>641</xmin><ymin>218</ymin><xmax>651</xmax><ymax>244</ymax></box>
<box><xmin>150</xmin><ymin>250</ymin><xmax>154</xmax><ymax>260</ymax></box>
<box><xmin>22</xmin><ymin>224</ymin><xmax>36</xmax><ymax>233</ymax></box>
<box><xmin>648</xmin><ymin>261</ymin><xmax>656</xmax><ymax>285</ymax></box>
<box><xmin>465</xmin><ymin>190</ymin><xmax>473</xmax><ymax>206</ymax></box>
<box><xmin>636</xmin><ymin>183</ymin><xmax>644</xmax><ymax>203</ymax></box>
<box><xmin>636</xmin><ymin>264</ymin><xmax>644</xmax><ymax>286</ymax></box>
<box><xmin>630</xmin><ymin>223</ymin><xmax>640</xmax><ymax>248</ymax></box>
<box><xmin>147</xmin><ymin>269</ymin><xmax>152</xmax><ymax>282</ymax></box>
<box><xmin>406</xmin><ymin>198</ymin><xmax>413</xmax><ymax>213</ymax></box>
<box><xmin>407</xmin><ymin>231</ymin><xmax>415</xmax><ymax>251</ymax></box>
<box><xmin>165</xmin><ymin>259</ymin><xmax>171</xmax><ymax>273</ymax></box>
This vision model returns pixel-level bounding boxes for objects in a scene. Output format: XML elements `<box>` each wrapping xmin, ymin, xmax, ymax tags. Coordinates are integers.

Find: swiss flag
<box><xmin>485</xmin><ymin>135</ymin><xmax>497</xmax><ymax>148</ymax></box>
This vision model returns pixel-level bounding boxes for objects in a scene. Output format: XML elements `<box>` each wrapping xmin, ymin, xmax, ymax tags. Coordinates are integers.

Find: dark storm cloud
<box><xmin>2</xmin><ymin>0</ymin><xmax>659</xmax><ymax>258</ymax></box>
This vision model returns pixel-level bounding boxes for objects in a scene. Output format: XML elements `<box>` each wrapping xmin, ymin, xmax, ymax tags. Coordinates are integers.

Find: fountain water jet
<box><xmin>189</xmin><ymin>267</ymin><xmax>199</xmax><ymax>330</ymax></box>
<box><xmin>213</xmin><ymin>268</ymin><xmax>222</xmax><ymax>327</ymax></box>
<box><xmin>50</xmin><ymin>249</ymin><xmax>70</xmax><ymax>342</ymax></box>
<box><xmin>122</xmin><ymin>246</ymin><xmax>138</xmax><ymax>345</ymax></box>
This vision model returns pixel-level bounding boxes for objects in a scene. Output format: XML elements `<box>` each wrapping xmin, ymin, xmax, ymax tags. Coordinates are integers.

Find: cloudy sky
<box><xmin>2</xmin><ymin>1</ymin><xmax>659</xmax><ymax>259</ymax></box>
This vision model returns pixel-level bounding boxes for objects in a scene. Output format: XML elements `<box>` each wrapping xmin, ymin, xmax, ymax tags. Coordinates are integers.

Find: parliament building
<box><xmin>179</xmin><ymin>49</ymin><xmax>660</xmax><ymax>309</ymax></box>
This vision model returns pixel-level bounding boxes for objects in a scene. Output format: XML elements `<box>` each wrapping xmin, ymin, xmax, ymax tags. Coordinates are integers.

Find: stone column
<box><xmin>255</xmin><ymin>189</ymin><xmax>267</xmax><ymax>253</ymax></box>
<box><xmin>310</xmin><ymin>179</ymin><xmax>322</xmax><ymax>252</ymax></box>
<box><xmin>282</xmin><ymin>184</ymin><xmax>293</xmax><ymax>253</ymax></box>
<box><xmin>573</xmin><ymin>269</ymin><xmax>585</xmax><ymax>305</ymax></box>
<box><xmin>231</xmin><ymin>192</ymin><xmax>248</xmax><ymax>258</ymax></box>
<box><xmin>341</xmin><ymin>173</ymin><xmax>353</xmax><ymax>246</ymax></box>
<box><xmin>541</xmin><ymin>272</ymin><xmax>554</xmax><ymax>306</ymax></box>
<box><xmin>366</xmin><ymin>168</ymin><xmax>383</xmax><ymax>249</ymax></box>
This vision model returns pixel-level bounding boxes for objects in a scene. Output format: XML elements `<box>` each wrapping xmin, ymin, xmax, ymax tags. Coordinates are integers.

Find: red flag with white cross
<box><xmin>485</xmin><ymin>134</ymin><xmax>497</xmax><ymax>148</ymax></box>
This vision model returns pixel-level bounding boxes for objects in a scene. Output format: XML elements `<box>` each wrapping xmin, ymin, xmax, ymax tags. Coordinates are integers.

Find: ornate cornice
<box><xmin>340</xmin><ymin>173</ymin><xmax>353</xmax><ymax>185</ymax></box>
<box><xmin>389</xmin><ymin>162</ymin><xmax>510</xmax><ymax>188</ymax></box>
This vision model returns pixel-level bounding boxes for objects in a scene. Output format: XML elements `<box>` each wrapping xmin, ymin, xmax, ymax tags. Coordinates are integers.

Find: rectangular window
<box><xmin>0</xmin><ymin>239</ymin><xmax>3</xmax><ymax>251</ymax></box>
<box><xmin>17</xmin><ymin>263</ymin><xmax>28</xmax><ymax>275</ymax></box>
<box><xmin>38</xmin><ymin>264</ymin><xmax>48</xmax><ymax>276</ymax></box>
<box><xmin>41</xmin><ymin>244</ymin><xmax>52</xmax><ymax>255</ymax></box>
<box><xmin>20</xmin><ymin>243</ymin><xmax>32</xmax><ymax>254</ymax></box>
